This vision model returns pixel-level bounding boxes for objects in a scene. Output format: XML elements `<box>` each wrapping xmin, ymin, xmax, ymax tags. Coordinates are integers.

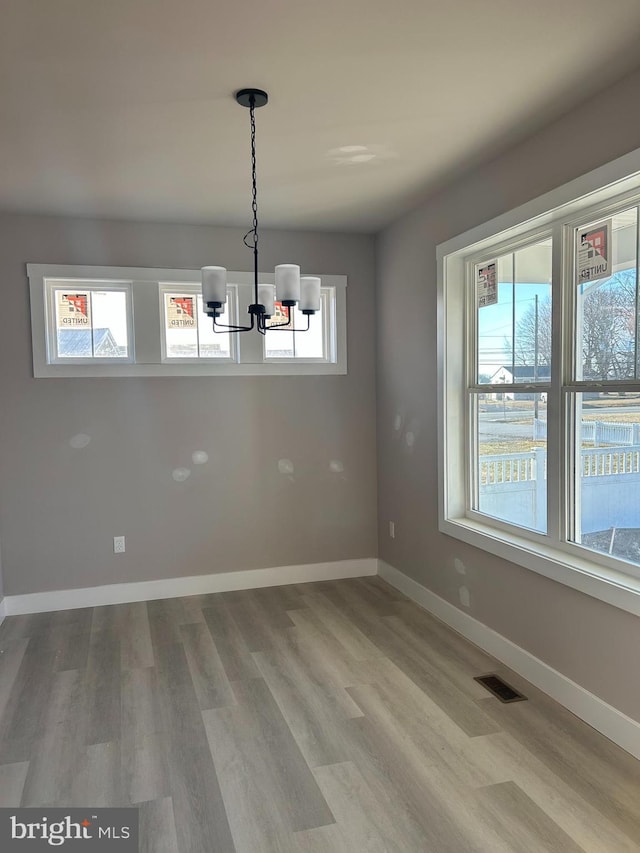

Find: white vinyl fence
<box><xmin>479</xmin><ymin>445</ymin><xmax>640</xmax><ymax>534</ymax></box>
<box><xmin>534</xmin><ymin>418</ymin><xmax>640</xmax><ymax>446</ymax></box>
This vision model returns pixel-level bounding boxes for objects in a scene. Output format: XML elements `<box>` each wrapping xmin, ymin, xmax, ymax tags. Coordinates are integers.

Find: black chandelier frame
<box><xmin>206</xmin><ymin>89</ymin><xmax>311</xmax><ymax>336</ymax></box>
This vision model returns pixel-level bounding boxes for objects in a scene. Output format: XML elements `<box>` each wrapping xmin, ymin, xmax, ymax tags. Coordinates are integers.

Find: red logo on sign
<box><xmin>63</xmin><ymin>294</ymin><xmax>89</xmax><ymax>316</ymax></box>
<box><xmin>170</xmin><ymin>297</ymin><xmax>194</xmax><ymax>318</ymax></box>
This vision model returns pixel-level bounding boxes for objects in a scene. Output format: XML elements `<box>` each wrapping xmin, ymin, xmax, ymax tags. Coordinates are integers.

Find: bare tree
<box><xmin>511</xmin><ymin>271</ymin><xmax>637</xmax><ymax>379</ymax></box>
<box><xmin>512</xmin><ymin>296</ymin><xmax>552</xmax><ymax>367</ymax></box>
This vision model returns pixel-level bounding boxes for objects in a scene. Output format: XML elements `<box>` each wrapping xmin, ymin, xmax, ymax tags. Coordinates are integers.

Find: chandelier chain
<box><xmin>250</xmin><ymin>99</ymin><xmax>258</xmax><ymax>247</ymax></box>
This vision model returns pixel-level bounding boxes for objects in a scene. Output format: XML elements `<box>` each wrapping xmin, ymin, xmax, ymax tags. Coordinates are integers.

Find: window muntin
<box><xmin>46</xmin><ymin>280</ymin><xmax>133</xmax><ymax>363</ymax></box>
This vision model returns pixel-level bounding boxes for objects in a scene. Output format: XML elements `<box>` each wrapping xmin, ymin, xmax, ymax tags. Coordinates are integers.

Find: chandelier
<box><xmin>201</xmin><ymin>88</ymin><xmax>320</xmax><ymax>334</ymax></box>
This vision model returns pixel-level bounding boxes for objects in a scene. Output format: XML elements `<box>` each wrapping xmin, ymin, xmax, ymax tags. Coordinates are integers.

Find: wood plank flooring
<box><xmin>0</xmin><ymin>576</ymin><xmax>639</xmax><ymax>852</ymax></box>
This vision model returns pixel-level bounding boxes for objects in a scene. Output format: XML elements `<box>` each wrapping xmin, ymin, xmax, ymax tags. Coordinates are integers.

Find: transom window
<box><xmin>47</xmin><ymin>280</ymin><xmax>133</xmax><ymax>364</ymax></box>
<box><xmin>28</xmin><ymin>265</ymin><xmax>347</xmax><ymax>378</ymax></box>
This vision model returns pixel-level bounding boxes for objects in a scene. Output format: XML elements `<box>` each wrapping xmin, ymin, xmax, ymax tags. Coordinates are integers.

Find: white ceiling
<box><xmin>2</xmin><ymin>0</ymin><xmax>640</xmax><ymax>232</ymax></box>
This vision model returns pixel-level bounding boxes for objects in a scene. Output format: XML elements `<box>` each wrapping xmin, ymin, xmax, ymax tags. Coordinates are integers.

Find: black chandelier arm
<box><xmin>267</xmin><ymin>313</ymin><xmax>311</xmax><ymax>333</ymax></box>
<box><xmin>256</xmin><ymin>311</ymin><xmax>285</xmax><ymax>335</ymax></box>
<box><xmin>210</xmin><ymin>313</ymin><xmax>256</xmax><ymax>333</ymax></box>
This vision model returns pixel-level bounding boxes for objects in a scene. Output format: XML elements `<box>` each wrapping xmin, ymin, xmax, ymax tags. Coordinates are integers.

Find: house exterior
<box><xmin>56</xmin><ymin>328</ymin><xmax>121</xmax><ymax>358</ymax></box>
<box><xmin>488</xmin><ymin>364</ymin><xmax>551</xmax><ymax>399</ymax></box>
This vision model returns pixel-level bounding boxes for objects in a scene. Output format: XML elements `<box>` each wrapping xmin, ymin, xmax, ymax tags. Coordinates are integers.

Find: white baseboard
<box><xmin>0</xmin><ymin>596</ymin><xmax>6</xmax><ymax>626</ymax></box>
<box><xmin>4</xmin><ymin>558</ymin><xmax>377</xmax><ymax>617</ymax></box>
<box><xmin>378</xmin><ymin>560</ymin><xmax>640</xmax><ymax>761</ymax></box>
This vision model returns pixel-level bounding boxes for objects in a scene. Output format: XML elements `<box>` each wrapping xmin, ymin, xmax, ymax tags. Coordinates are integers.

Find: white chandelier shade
<box><xmin>274</xmin><ymin>264</ymin><xmax>300</xmax><ymax>305</ymax></box>
<box><xmin>201</xmin><ymin>263</ymin><xmax>320</xmax><ymax>319</ymax></box>
<box><xmin>201</xmin><ymin>266</ymin><xmax>227</xmax><ymax>307</ymax></box>
<box><xmin>300</xmin><ymin>276</ymin><xmax>321</xmax><ymax>313</ymax></box>
<box><xmin>258</xmin><ymin>284</ymin><xmax>275</xmax><ymax>316</ymax></box>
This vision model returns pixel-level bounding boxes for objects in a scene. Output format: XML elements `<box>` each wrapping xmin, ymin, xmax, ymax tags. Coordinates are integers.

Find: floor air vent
<box><xmin>474</xmin><ymin>674</ymin><xmax>527</xmax><ymax>703</ymax></box>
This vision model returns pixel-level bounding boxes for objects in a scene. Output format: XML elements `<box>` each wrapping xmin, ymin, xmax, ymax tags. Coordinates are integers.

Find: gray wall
<box><xmin>376</xmin><ymin>66</ymin><xmax>640</xmax><ymax>723</ymax></box>
<box><xmin>0</xmin><ymin>217</ymin><xmax>377</xmax><ymax>595</ymax></box>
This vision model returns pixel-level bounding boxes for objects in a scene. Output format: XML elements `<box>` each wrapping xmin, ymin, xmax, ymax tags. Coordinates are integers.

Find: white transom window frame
<box><xmin>437</xmin><ymin>148</ymin><xmax>640</xmax><ymax>618</ymax></box>
<box><xmin>28</xmin><ymin>264</ymin><xmax>347</xmax><ymax>377</ymax></box>
<box><xmin>44</xmin><ymin>276</ymin><xmax>136</xmax><ymax>366</ymax></box>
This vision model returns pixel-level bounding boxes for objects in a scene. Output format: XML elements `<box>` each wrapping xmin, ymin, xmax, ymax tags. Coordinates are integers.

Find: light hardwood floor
<box><xmin>0</xmin><ymin>576</ymin><xmax>639</xmax><ymax>852</ymax></box>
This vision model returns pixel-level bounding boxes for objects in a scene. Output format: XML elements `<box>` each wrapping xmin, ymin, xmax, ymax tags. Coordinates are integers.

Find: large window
<box><xmin>439</xmin><ymin>155</ymin><xmax>640</xmax><ymax>612</ymax></box>
<box><xmin>28</xmin><ymin>265</ymin><xmax>347</xmax><ymax>377</ymax></box>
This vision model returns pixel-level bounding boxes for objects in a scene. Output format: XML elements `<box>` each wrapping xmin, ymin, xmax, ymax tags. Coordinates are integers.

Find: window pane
<box><xmin>575</xmin><ymin>208</ymin><xmax>638</xmax><ymax>381</ymax></box>
<box><xmin>264</xmin><ymin>300</ymin><xmax>325</xmax><ymax>359</ymax></box>
<box><xmin>91</xmin><ymin>291</ymin><xmax>129</xmax><ymax>357</ymax></box>
<box><xmin>290</xmin><ymin>302</ymin><xmax>324</xmax><ymax>358</ymax></box>
<box><xmin>570</xmin><ymin>391</ymin><xmax>640</xmax><ymax>567</ymax></box>
<box><xmin>476</xmin><ymin>240</ymin><xmax>552</xmax><ymax>384</ymax></box>
<box><xmin>54</xmin><ymin>287</ymin><xmax>128</xmax><ymax>359</ymax></box>
<box><xmin>164</xmin><ymin>292</ymin><xmax>198</xmax><ymax>358</ymax></box>
<box><xmin>163</xmin><ymin>291</ymin><xmax>232</xmax><ymax>359</ymax></box>
<box><xmin>55</xmin><ymin>289</ymin><xmax>92</xmax><ymax>357</ymax></box>
<box><xmin>197</xmin><ymin>296</ymin><xmax>232</xmax><ymax>358</ymax></box>
<box><xmin>475</xmin><ymin>392</ymin><xmax>547</xmax><ymax>533</ymax></box>
<box><xmin>265</xmin><ymin>303</ymin><xmax>294</xmax><ymax>357</ymax></box>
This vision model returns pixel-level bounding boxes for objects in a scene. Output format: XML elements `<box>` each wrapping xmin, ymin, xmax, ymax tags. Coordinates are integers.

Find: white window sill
<box><xmin>33</xmin><ymin>361</ymin><xmax>347</xmax><ymax>378</ymax></box>
<box><xmin>440</xmin><ymin>516</ymin><xmax>640</xmax><ymax>617</ymax></box>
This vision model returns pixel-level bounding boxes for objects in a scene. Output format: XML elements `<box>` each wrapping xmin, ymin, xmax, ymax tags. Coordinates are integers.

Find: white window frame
<box><xmin>45</xmin><ymin>278</ymin><xmax>135</xmax><ymax>365</ymax></box>
<box><xmin>158</xmin><ymin>282</ymin><xmax>239</xmax><ymax>364</ymax></box>
<box><xmin>28</xmin><ymin>265</ymin><xmax>347</xmax><ymax>377</ymax></box>
<box><xmin>438</xmin><ymin>148</ymin><xmax>640</xmax><ymax>617</ymax></box>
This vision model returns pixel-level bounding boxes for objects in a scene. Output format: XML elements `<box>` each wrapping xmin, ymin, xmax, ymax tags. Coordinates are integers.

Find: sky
<box><xmin>477</xmin><ymin>282</ymin><xmax>551</xmax><ymax>378</ymax></box>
